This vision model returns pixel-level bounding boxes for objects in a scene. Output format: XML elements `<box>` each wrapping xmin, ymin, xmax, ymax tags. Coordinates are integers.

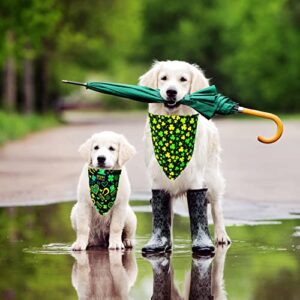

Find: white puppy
<box><xmin>71</xmin><ymin>131</ymin><xmax>137</xmax><ymax>250</ymax></box>
<box><xmin>139</xmin><ymin>60</ymin><xmax>230</xmax><ymax>244</ymax></box>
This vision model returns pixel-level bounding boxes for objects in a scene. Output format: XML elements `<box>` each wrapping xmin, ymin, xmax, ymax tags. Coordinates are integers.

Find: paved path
<box><xmin>0</xmin><ymin>112</ymin><xmax>299</xmax><ymax>223</ymax></box>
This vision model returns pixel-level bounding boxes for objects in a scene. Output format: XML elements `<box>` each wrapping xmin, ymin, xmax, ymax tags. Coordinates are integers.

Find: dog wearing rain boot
<box><xmin>139</xmin><ymin>60</ymin><xmax>231</xmax><ymax>254</ymax></box>
<box><xmin>71</xmin><ymin>131</ymin><xmax>137</xmax><ymax>251</ymax></box>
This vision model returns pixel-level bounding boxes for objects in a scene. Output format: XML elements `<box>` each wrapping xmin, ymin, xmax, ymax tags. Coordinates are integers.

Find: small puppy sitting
<box><xmin>71</xmin><ymin>131</ymin><xmax>137</xmax><ymax>250</ymax></box>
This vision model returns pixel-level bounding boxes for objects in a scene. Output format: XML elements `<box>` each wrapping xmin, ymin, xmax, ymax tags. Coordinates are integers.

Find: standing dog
<box><xmin>140</xmin><ymin>60</ymin><xmax>230</xmax><ymax>253</ymax></box>
<box><xmin>71</xmin><ymin>131</ymin><xmax>137</xmax><ymax>250</ymax></box>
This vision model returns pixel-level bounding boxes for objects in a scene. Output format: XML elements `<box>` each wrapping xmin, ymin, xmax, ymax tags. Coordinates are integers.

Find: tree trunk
<box><xmin>40</xmin><ymin>54</ymin><xmax>49</xmax><ymax>113</ymax></box>
<box><xmin>3</xmin><ymin>31</ymin><xmax>17</xmax><ymax>111</ymax></box>
<box><xmin>23</xmin><ymin>51</ymin><xmax>35</xmax><ymax>114</ymax></box>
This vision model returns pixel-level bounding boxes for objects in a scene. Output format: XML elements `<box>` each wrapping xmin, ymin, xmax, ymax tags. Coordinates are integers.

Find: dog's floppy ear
<box><xmin>78</xmin><ymin>137</ymin><xmax>92</xmax><ymax>162</ymax></box>
<box><xmin>138</xmin><ymin>61</ymin><xmax>161</xmax><ymax>88</ymax></box>
<box><xmin>190</xmin><ymin>64</ymin><xmax>210</xmax><ymax>93</ymax></box>
<box><xmin>118</xmin><ymin>135</ymin><xmax>136</xmax><ymax>167</ymax></box>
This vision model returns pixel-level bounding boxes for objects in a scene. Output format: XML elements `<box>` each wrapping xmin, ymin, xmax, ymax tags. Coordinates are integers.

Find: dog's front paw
<box><xmin>215</xmin><ymin>230</ymin><xmax>231</xmax><ymax>245</ymax></box>
<box><xmin>123</xmin><ymin>239</ymin><xmax>135</xmax><ymax>248</ymax></box>
<box><xmin>72</xmin><ymin>240</ymin><xmax>88</xmax><ymax>251</ymax></box>
<box><xmin>109</xmin><ymin>239</ymin><xmax>125</xmax><ymax>250</ymax></box>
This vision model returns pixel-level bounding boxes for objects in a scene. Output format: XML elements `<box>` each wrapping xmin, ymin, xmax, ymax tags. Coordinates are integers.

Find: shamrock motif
<box><xmin>88</xmin><ymin>168</ymin><xmax>121</xmax><ymax>215</ymax></box>
<box><xmin>149</xmin><ymin>113</ymin><xmax>198</xmax><ymax>180</ymax></box>
<box><xmin>169</xmin><ymin>124</ymin><xmax>175</xmax><ymax>131</ymax></box>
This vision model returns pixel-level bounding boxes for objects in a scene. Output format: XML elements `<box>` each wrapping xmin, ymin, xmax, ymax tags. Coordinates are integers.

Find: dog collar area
<box><xmin>149</xmin><ymin>113</ymin><xmax>199</xmax><ymax>118</ymax></box>
<box><xmin>88</xmin><ymin>168</ymin><xmax>122</xmax><ymax>175</ymax></box>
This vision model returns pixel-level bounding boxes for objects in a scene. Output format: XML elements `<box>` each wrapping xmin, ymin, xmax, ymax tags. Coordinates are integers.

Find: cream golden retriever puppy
<box><xmin>140</xmin><ymin>60</ymin><xmax>230</xmax><ymax>249</ymax></box>
<box><xmin>71</xmin><ymin>131</ymin><xmax>137</xmax><ymax>250</ymax></box>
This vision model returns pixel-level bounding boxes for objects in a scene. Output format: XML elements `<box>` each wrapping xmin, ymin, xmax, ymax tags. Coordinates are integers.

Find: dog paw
<box><xmin>109</xmin><ymin>240</ymin><xmax>125</xmax><ymax>250</ymax></box>
<box><xmin>215</xmin><ymin>230</ymin><xmax>231</xmax><ymax>245</ymax></box>
<box><xmin>72</xmin><ymin>240</ymin><xmax>88</xmax><ymax>251</ymax></box>
<box><xmin>123</xmin><ymin>239</ymin><xmax>135</xmax><ymax>248</ymax></box>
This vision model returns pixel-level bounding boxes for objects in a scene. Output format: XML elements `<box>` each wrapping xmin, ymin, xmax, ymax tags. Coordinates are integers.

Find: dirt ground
<box><xmin>0</xmin><ymin>112</ymin><xmax>299</xmax><ymax>223</ymax></box>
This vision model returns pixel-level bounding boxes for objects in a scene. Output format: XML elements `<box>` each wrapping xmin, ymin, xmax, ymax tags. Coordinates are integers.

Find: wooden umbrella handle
<box><xmin>238</xmin><ymin>107</ymin><xmax>284</xmax><ymax>144</ymax></box>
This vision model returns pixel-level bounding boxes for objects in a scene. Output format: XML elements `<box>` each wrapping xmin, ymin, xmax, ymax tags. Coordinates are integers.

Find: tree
<box><xmin>216</xmin><ymin>0</ymin><xmax>300</xmax><ymax>111</ymax></box>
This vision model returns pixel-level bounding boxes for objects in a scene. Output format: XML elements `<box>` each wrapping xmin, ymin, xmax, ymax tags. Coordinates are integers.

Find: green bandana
<box><xmin>88</xmin><ymin>168</ymin><xmax>121</xmax><ymax>215</ymax></box>
<box><xmin>149</xmin><ymin>113</ymin><xmax>199</xmax><ymax>180</ymax></box>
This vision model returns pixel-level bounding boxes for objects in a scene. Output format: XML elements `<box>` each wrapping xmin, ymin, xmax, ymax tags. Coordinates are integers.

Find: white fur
<box><xmin>139</xmin><ymin>60</ymin><xmax>230</xmax><ymax>244</ymax></box>
<box><xmin>71</xmin><ymin>250</ymin><xmax>137</xmax><ymax>299</ymax></box>
<box><xmin>71</xmin><ymin>131</ymin><xmax>137</xmax><ymax>250</ymax></box>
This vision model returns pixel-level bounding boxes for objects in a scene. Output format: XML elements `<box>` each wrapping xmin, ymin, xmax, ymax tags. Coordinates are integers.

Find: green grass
<box><xmin>0</xmin><ymin>111</ymin><xmax>60</xmax><ymax>145</ymax></box>
<box><xmin>279</xmin><ymin>113</ymin><xmax>300</xmax><ymax>120</ymax></box>
<box><xmin>222</xmin><ymin>112</ymin><xmax>300</xmax><ymax>121</ymax></box>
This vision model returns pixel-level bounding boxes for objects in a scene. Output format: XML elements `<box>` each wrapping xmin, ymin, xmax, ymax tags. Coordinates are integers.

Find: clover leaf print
<box><xmin>149</xmin><ymin>113</ymin><xmax>198</xmax><ymax>180</ymax></box>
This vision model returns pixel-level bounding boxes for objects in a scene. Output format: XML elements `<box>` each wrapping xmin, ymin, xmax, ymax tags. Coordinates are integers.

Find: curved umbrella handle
<box><xmin>238</xmin><ymin>107</ymin><xmax>284</xmax><ymax>144</ymax></box>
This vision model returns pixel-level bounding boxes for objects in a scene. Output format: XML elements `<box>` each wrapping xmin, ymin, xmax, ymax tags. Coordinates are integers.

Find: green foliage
<box><xmin>0</xmin><ymin>0</ymin><xmax>61</xmax><ymax>62</ymax></box>
<box><xmin>0</xmin><ymin>111</ymin><xmax>60</xmax><ymax>145</ymax></box>
<box><xmin>216</xmin><ymin>0</ymin><xmax>300</xmax><ymax>111</ymax></box>
<box><xmin>140</xmin><ymin>0</ymin><xmax>300</xmax><ymax>112</ymax></box>
<box><xmin>1</xmin><ymin>0</ymin><xmax>300</xmax><ymax>114</ymax></box>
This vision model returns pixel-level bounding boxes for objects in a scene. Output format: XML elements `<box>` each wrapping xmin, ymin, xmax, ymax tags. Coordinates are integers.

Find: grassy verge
<box><xmin>215</xmin><ymin>112</ymin><xmax>300</xmax><ymax>121</ymax></box>
<box><xmin>0</xmin><ymin>111</ymin><xmax>61</xmax><ymax>145</ymax></box>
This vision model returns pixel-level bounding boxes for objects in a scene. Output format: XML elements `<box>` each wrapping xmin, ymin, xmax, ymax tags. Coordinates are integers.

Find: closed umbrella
<box><xmin>62</xmin><ymin>80</ymin><xmax>283</xmax><ymax>144</ymax></box>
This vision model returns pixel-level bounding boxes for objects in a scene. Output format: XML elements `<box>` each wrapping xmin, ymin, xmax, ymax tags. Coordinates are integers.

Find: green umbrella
<box><xmin>62</xmin><ymin>80</ymin><xmax>238</xmax><ymax>119</ymax></box>
<box><xmin>62</xmin><ymin>80</ymin><xmax>283</xmax><ymax>144</ymax></box>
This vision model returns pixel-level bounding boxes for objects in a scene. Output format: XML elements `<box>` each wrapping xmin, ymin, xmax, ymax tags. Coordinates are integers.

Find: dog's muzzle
<box><xmin>164</xmin><ymin>89</ymin><xmax>180</xmax><ymax>109</ymax></box>
<box><xmin>97</xmin><ymin>156</ymin><xmax>106</xmax><ymax>168</ymax></box>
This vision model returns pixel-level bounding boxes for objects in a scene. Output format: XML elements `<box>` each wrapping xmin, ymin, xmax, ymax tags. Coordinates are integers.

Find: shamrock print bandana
<box><xmin>88</xmin><ymin>168</ymin><xmax>121</xmax><ymax>215</ymax></box>
<box><xmin>149</xmin><ymin>113</ymin><xmax>199</xmax><ymax>180</ymax></box>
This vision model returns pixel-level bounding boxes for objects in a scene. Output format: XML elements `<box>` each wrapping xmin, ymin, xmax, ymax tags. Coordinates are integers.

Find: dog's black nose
<box><xmin>166</xmin><ymin>89</ymin><xmax>177</xmax><ymax>99</ymax></box>
<box><xmin>97</xmin><ymin>156</ymin><xmax>106</xmax><ymax>164</ymax></box>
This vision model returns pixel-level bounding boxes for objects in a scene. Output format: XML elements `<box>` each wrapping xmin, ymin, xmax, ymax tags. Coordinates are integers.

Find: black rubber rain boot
<box><xmin>142</xmin><ymin>190</ymin><xmax>172</xmax><ymax>254</ymax></box>
<box><xmin>187</xmin><ymin>189</ymin><xmax>215</xmax><ymax>254</ymax></box>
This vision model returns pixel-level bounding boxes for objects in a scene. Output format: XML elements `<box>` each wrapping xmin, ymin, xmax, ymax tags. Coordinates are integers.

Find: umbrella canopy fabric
<box><xmin>65</xmin><ymin>81</ymin><xmax>239</xmax><ymax>119</ymax></box>
<box><xmin>86</xmin><ymin>81</ymin><xmax>163</xmax><ymax>103</ymax></box>
<box><xmin>181</xmin><ymin>85</ymin><xmax>238</xmax><ymax>119</ymax></box>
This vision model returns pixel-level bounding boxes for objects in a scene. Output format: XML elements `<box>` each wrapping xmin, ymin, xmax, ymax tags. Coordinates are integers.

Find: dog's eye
<box><xmin>161</xmin><ymin>76</ymin><xmax>167</xmax><ymax>81</ymax></box>
<box><xmin>109</xmin><ymin>146</ymin><xmax>115</xmax><ymax>151</ymax></box>
<box><xmin>94</xmin><ymin>145</ymin><xmax>99</xmax><ymax>150</ymax></box>
<box><xmin>180</xmin><ymin>77</ymin><xmax>187</xmax><ymax>82</ymax></box>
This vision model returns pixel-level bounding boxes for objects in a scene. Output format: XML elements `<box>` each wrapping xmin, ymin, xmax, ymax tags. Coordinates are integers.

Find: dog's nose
<box><xmin>97</xmin><ymin>156</ymin><xmax>106</xmax><ymax>164</ymax></box>
<box><xmin>166</xmin><ymin>89</ymin><xmax>177</xmax><ymax>99</ymax></box>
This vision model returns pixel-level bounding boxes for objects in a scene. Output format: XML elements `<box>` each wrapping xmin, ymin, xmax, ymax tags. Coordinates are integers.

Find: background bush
<box><xmin>0</xmin><ymin>0</ymin><xmax>299</xmax><ymax>113</ymax></box>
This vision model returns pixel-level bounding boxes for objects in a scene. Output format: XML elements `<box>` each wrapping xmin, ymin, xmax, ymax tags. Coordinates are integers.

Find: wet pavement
<box><xmin>0</xmin><ymin>201</ymin><xmax>299</xmax><ymax>300</ymax></box>
<box><xmin>0</xmin><ymin>113</ymin><xmax>299</xmax><ymax>224</ymax></box>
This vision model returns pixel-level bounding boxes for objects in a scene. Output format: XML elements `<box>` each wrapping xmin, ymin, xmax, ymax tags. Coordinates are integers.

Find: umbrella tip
<box><xmin>61</xmin><ymin>80</ymin><xmax>86</xmax><ymax>87</ymax></box>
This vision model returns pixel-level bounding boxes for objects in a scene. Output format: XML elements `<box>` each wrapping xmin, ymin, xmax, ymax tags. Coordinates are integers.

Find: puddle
<box><xmin>0</xmin><ymin>202</ymin><xmax>299</xmax><ymax>299</ymax></box>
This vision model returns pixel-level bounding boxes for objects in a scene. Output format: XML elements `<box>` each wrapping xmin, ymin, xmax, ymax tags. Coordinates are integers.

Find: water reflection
<box><xmin>71</xmin><ymin>249</ymin><xmax>137</xmax><ymax>300</ymax></box>
<box><xmin>0</xmin><ymin>203</ymin><xmax>299</xmax><ymax>299</ymax></box>
<box><xmin>143</xmin><ymin>246</ymin><xmax>229</xmax><ymax>300</ymax></box>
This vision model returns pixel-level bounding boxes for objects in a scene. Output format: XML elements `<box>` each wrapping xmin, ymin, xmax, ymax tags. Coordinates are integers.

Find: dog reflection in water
<box><xmin>71</xmin><ymin>249</ymin><xmax>137</xmax><ymax>300</ymax></box>
<box><xmin>144</xmin><ymin>245</ymin><xmax>229</xmax><ymax>300</ymax></box>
